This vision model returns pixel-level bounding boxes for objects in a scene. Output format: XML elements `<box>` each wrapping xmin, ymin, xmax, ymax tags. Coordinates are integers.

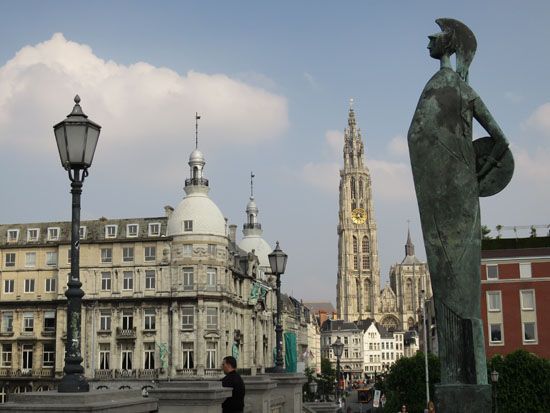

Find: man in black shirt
<box><xmin>221</xmin><ymin>356</ymin><xmax>245</xmax><ymax>413</ymax></box>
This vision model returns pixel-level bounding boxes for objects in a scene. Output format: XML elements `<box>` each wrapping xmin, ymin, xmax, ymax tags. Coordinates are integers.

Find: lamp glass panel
<box><xmin>54</xmin><ymin>126</ymin><xmax>68</xmax><ymax>166</ymax></box>
<box><xmin>65</xmin><ymin>123</ymin><xmax>87</xmax><ymax>164</ymax></box>
<box><xmin>84</xmin><ymin>126</ymin><xmax>100</xmax><ymax>166</ymax></box>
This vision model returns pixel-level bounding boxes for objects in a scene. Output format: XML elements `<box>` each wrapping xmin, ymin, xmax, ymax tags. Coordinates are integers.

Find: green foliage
<box><xmin>481</xmin><ymin>224</ymin><xmax>492</xmax><ymax>239</ymax></box>
<box><xmin>302</xmin><ymin>367</ymin><xmax>316</xmax><ymax>402</ymax></box>
<box><xmin>318</xmin><ymin>358</ymin><xmax>335</xmax><ymax>401</ymax></box>
<box><xmin>488</xmin><ymin>350</ymin><xmax>550</xmax><ymax>413</ymax></box>
<box><xmin>383</xmin><ymin>352</ymin><xmax>440</xmax><ymax>413</ymax></box>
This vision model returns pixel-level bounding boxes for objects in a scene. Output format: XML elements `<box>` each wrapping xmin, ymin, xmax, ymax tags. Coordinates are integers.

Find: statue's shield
<box><xmin>473</xmin><ymin>137</ymin><xmax>514</xmax><ymax>197</ymax></box>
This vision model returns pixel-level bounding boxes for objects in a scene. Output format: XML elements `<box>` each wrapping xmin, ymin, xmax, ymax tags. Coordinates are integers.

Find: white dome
<box><xmin>239</xmin><ymin>235</ymin><xmax>273</xmax><ymax>268</ymax></box>
<box><xmin>189</xmin><ymin>149</ymin><xmax>204</xmax><ymax>163</ymax></box>
<box><xmin>167</xmin><ymin>192</ymin><xmax>226</xmax><ymax>237</ymax></box>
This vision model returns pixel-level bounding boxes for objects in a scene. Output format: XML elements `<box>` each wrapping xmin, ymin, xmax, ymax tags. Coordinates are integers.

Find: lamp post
<box><xmin>54</xmin><ymin>95</ymin><xmax>101</xmax><ymax>392</ymax></box>
<box><xmin>331</xmin><ymin>337</ymin><xmax>344</xmax><ymax>404</ymax></box>
<box><xmin>308</xmin><ymin>380</ymin><xmax>318</xmax><ymax>402</ymax></box>
<box><xmin>268</xmin><ymin>241</ymin><xmax>288</xmax><ymax>373</ymax></box>
<box><xmin>491</xmin><ymin>369</ymin><xmax>499</xmax><ymax>413</ymax></box>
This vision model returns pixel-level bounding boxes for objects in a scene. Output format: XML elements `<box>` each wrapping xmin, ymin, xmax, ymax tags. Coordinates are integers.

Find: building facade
<box><xmin>481</xmin><ymin>236</ymin><xmax>550</xmax><ymax>359</ymax></box>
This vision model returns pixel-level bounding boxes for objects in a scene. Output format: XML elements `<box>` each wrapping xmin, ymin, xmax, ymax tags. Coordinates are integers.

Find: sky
<box><xmin>0</xmin><ymin>1</ymin><xmax>549</xmax><ymax>303</ymax></box>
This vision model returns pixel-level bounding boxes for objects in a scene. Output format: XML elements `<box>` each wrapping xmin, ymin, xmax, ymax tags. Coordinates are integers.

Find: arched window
<box><xmin>364</xmin><ymin>280</ymin><xmax>371</xmax><ymax>311</ymax></box>
<box><xmin>362</xmin><ymin>237</ymin><xmax>370</xmax><ymax>253</ymax></box>
<box><xmin>193</xmin><ymin>166</ymin><xmax>199</xmax><ymax>179</ymax></box>
<box><xmin>351</xmin><ymin>177</ymin><xmax>356</xmax><ymax>199</ymax></box>
<box><xmin>359</xmin><ymin>178</ymin><xmax>364</xmax><ymax>198</ymax></box>
<box><xmin>353</xmin><ymin>237</ymin><xmax>358</xmax><ymax>254</ymax></box>
<box><xmin>353</xmin><ymin>255</ymin><xmax>358</xmax><ymax>270</ymax></box>
<box><xmin>406</xmin><ymin>280</ymin><xmax>413</xmax><ymax>310</ymax></box>
<box><xmin>362</xmin><ymin>237</ymin><xmax>370</xmax><ymax>269</ymax></box>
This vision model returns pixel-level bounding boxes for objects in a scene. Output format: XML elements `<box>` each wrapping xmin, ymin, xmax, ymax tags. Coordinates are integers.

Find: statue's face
<box><xmin>427</xmin><ymin>32</ymin><xmax>449</xmax><ymax>59</ymax></box>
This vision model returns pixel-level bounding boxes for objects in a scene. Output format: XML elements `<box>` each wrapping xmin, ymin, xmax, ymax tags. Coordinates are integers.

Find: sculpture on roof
<box><xmin>407</xmin><ymin>18</ymin><xmax>514</xmax><ymax>412</ymax></box>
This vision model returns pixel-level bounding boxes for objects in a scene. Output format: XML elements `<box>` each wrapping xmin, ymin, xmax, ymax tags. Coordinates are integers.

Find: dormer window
<box><xmin>127</xmin><ymin>224</ymin><xmax>139</xmax><ymax>238</ymax></box>
<box><xmin>47</xmin><ymin>227</ymin><xmax>60</xmax><ymax>241</ymax></box>
<box><xmin>27</xmin><ymin>228</ymin><xmax>39</xmax><ymax>242</ymax></box>
<box><xmin>148</xmin><ymin>223</ymin><xmax>160</xmax><ymax>237</ymax></box>
<box><xmin>184</xmin><ymin>220</ymin><xmax>193</xmax><ymax>232</ymax></box>
<box><xmin>79</xmin><ymin>226</ymin><xmax>87</xmax><ymax>240</ymax></box>
<box><xmin>7</xmin><ymin>230</ymin><xmax>19</xmax><ymax>242</ymax></box>
<box><xmin>105</xmin><ymin>225</ymin><xmax>117</xmax><ymax>239</ymax></box>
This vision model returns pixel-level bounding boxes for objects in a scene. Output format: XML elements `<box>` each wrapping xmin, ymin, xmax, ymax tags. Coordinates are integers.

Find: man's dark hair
<box><xmin>223</xmin><ymin>356</ymin><xmax>237</xmax><ymax>369</ymax></box>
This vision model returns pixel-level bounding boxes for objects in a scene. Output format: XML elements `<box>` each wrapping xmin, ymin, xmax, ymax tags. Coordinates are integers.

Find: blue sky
<box><xmin>0</xmin><ymin>1</ymin><xmax>549</xmax><ymax>302</ymax></box>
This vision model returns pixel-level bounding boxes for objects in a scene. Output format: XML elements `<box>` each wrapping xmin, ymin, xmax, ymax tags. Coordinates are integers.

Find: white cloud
<box><xmin>387</xmin><ymin>134</ymin><xmax>408</xmax><ymax>158</ymax></box>
<box><xmin>325</xmin><ymin>130</ymin><xmax>343</xmax><ymax>157</ymax></box>
<box><xmin>369</xmin><ymin>160</ymin><xmax>414</xmax><ymax>201</ymax></box>
<box><xmin>301</xmin><ymin>162</ymin><xmax>340</xmax><ymax>193</ymax></box>
<box><xmin>522</xmin><ymin>102</ymin><xmax>550</xmax><ymax>139</ymax></box>
<box><xmin>0</xmin><ymin>33</ymin><xmax>289</xmax><ymax>157</ymax></box>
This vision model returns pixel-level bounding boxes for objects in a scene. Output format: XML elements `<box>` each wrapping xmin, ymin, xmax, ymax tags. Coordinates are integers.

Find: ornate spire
<box><xmin>195</xmin><ymin>112</ymin><xmax>200</xmax><ymax>149</ymax></box>
<box><xmin>185</xmin><ymin>112</ymin><xmax>208</xmax><ymax>193</ymax></box>
<box><xmin>250</xmin><ymin>171</ymin><xmax>255</xmax><ymax>198</ymax></box>
<box><xmin>243</xmin><ymin>173</ymin><xmax>262</xmax><ymax>236</ymax></box>
<box><xmin>405</xmin><ymin>226</ymin><xmax>415</xmax><ymax>257</ymax></box>
<box><xmin>347</xmin><ymin>98</ymin><xmax>358</xmax><ymax>139</ymax></box>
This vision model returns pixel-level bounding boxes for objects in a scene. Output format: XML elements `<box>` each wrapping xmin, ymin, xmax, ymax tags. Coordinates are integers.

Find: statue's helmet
<box><xmin>435</xmin><ymin>18</ymin><xmax>477</xmax><ymax>82</ymax></box>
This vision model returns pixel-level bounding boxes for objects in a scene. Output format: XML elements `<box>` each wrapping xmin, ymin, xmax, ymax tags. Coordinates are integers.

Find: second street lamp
<box><xmin>332</xmin><ymin>336</ymin><xmax>344</xmax><ymax>404</ymax></box>
<box><xmin>54</xmin><ymin>95</ymin><xmax>101</xmax><ymax>392</ymax></box>
<box><xmin>268</xmin><ymin>241</ymin><xmax>288</xmax><ymax>373</ymax></box>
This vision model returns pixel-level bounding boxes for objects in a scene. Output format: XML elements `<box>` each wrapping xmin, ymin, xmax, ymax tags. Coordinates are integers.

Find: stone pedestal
<box><xmin>268</xmin><ymin>373</ymin><xmax>307</xmax><ymax>413</ymax></box>
<box><xmin>0</xmin><ymin>389</ymin><xmax>158</xmax><ymax>412</ymax></box>
<box><xmin>242</xmin><ymin>375</ymin><xmax>277</xmax><ymax>413</ymax></box>
<box><xmin>147</xmin><ymin>381</ymin><xmax>231</xmax><ymax>413</ymax></box>
<box><xmin>435</xmin><ymin>383</ymin><xmax>492</xmax><ymax>413</ymax></box>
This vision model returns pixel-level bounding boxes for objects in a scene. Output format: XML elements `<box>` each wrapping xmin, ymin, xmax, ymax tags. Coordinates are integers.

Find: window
<box><xmin>47</xmin><ymin>227</ymin><xmax>60</xmax><ymax>241</ymax></box>
<box><xmin>21</xmin><ymin>344</ymin><xmax>33</xmax><ymax>370</ymax></box>
<box><xmin>206</xmin><ymin>342</ymin><xmax>217</xmax><ymax>369</ymax></box>
<box><xmin>5</xmin><ymin>253</ymin><xmax>15</xmax><ymax>267</ymax></box>
<box><xmin>353</xmin><ymin>255</ymin><xmax>358</xmax><ymax>270</ymax></box>
<box><xmin>1</xmin><ymin>312</ymin><xmax>13</xmax><ymax>333</ymax></box>
<box><xmin>23</xmin><ymin>313</ymin><xmax>34</xmax><ymax>332</ymax></box>
<box><xmin>520</xmin><ymin>263</ymin><xmax>532</xmax><ymax>279</ymax></box>
<box><xmin>208</xmin><ymin>244</ymin><xmax>217</xmax><ymax>256</ymax></box>
<box><xmin>144</xmin><ymin>343</ymin><xmax>155</xmax><ymax>369</ymax></box>
<box><xmin>1</xmin><ymin>344</ymin><xmax>12</xmax><ymax>367</ymax></box>
<box><xmin>145</xmin><ymin>270</ymin><xmax>156</xmax><ymax>290</ymax></box>
<box><xmin>123</xmin><ymin>272</ymin><xmax>134</xmax><ymax>290</ymax></box>
<box><xmin>45</xmin><ymin>278</ymin><xmax>56</xmax><ymax>293</ymax></box>
<box><xmin>99</xmin><ymin>344</ymin><xmax>110</xmax><ymax>369</ymax></box>
<box><xmin>144</xmin><ymin>309</ymin><xmax>156</xmax><ymax>330</ymax></box>
<box><xmin>183</xmin><ymin>244</ymin><xmax>192</xmax><ymax>257</ymax></box>
<box><xmin>42</xmin><ymin>344</ymin><xmax>55</xmax><ymax>367</ymax></box>
<box><xmin>184</xmin><ymin>220</ymin><xmax>193</xmax><ymax>232</ymax></box>
<box><xmin>121</xmin><ymin>350</ymin><xmax>133</xmax><ymax>370</ymax></box>
<box><xmin>7</xmin><ymin>229</ymin><xmax>19</xmax><ymax>242</ymax></box>
<box><xmin>148</xmin><ymin>223</ymin><xmax>160</xmax><ymax>236</ymax></box>
<box><xmin>46</xmin><ymin>251</ymin><xmax>58</xmax><ymax>266</ymax></box>
<box><xmin>99</xmin><ymin>311</ymin><xmax>111</xmax><ymax>331</ymax></box>
<box><xmin>27</xmin><ymin>228</ymin><xmax>39</xmax><ymax>242</ymax></box>
<box><xmin>121</xmin><ymin>247</ymin><xmax>134</xmax><ymax>262</ymax></box>
<box><xmin>489</xmin><ymin>323</ymin><xmax>503</xmax><ymax>343</ymax></box>
<box><xmin>25</xmin><ymin>252</ymin><xmax>36</xmax><ymax>267</ymax></box>
<box><xmin>105</xmin><ymin>225</ymin><xmax>117</xmax><ymax>238</ymax></box>
<box><xmin>144</xmin><ymin>246</ymin><xmax>156</xmax><ymax>262</ymax></box>
<box><xmin>43</xmin><ymin>311</ymin><xmax>56</xmax><ymax>332</ymax></box>
<box><xmin>487</xmin><ymin>291</ymin><xmax>501</xmax><ymax>312</ymax></box>
<box><xmin>67</xmin><ymin>249</ymin><xmax>71</xmax><ymax>264</ymax></box>
<box><xmin>207</xmin><ymin>267</ymin><xmax>217</xmax><ymax>288</ymax></box>
<box><xmin>24</xmin><ymin>279</ymin><xmax>35</xmax><ymax>293</ymax></box>
<box><xmin>520</xmin><ymin>290</ymin><xmax>535</xmax><ymax>310</ymax></box>
<box><xmin>182</xmin><ymin>267</ymin><xmax>194</xmax><ymax>290</ymax></box>
<box><xmin>523</xmin><ymin>322</ymin><xmax>537</xmax><ymax>343</ymax></box>
<box><xmin>100</xmin><ymin>248</ymin><xmax>112</xmax><ymax>263</ymax></box>
<box><xmin>4</xmin><ymin>280</ymin><xmax>14</xmax><ymax>294</ymax></box>
<box><xmin>101</xmin><ymin>272</ymin><xmax>111</xmax><ymax>291</ymax></box>
<box><xmin>181</xmin><ymin>307</ymin><xmax>194</xmax><ymax>329</ymax></box>
<box><xmin>486</xmin><ymin>265</ymin><xmax>498</xmax><ymax>280</ymax></box>
<box><xmin>206</xmin><ymin>307</ymin><xmax>218</xmax><ymax>329</ymax></box>
<box><xmin>127</xmin><ymin>224</ymin><xmax>139</xmax><ymax>238</ymax></box>
<box><xmin>79</xmin><ymin>226</ymin><xmax>87</xmax><ymax>240</ymax></box>
<box><xmin>121</xmin><ymin>310</ymin><xmax>133</xmax><ymax>330</ymax></box>
<box><xmin>182</xmin><ymin>342</ymin><xmax>194</xmax><ymax>369</ymax></box>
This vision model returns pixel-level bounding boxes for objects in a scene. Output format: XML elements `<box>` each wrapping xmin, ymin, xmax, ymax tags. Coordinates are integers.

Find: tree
<box><xmin>481</xmin><ymin>225</ymin><xmax>492</xmax><ymax>239</ymax></box>
<box><xmin>318</xmin><ymin>358</ymin><xmax>335</xmax><ymax>401</ymax></box>
<box><xmin>488</xmin><ymin>350</ymin><xmax>550</xmax><ymax>413</ymax></box>
<box><xmin>383</xmin><ymin>352</ymin><xmax>440</xmax><ymax>413</ymax></box>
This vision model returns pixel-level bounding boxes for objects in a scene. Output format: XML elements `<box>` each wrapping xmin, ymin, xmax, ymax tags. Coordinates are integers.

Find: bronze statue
<box><xmin>408</xmin><ymin>18</ymin><xmax>513</xmax><ymax>410</ymax></box>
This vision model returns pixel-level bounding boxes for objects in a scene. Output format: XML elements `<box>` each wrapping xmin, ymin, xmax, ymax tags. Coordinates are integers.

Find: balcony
<box><xmin>0</xmin><ymin>368</ymin><xmax>54</xmax><ymax>378</ymax></box>
<box><xmin>243</xmin><ymin>223</ymin><xmax>262</xmax><ymax>231</ymax></box>
<box><xmin>94</xmin><ymin>369</ymin><xmax>114</xmax><ymax>380</ymax></box>
<box><xmin>175</xmin><ymin>368</ymin><xmax>196</xmax><ymax>377</ymax></box>
<box><xmin>204</xmin><ymin>369</ymin><xmax>222</xmax><ymax>377</ymax></box>
<box><xmin>115</xmin><ymin>369</ymin><xmax>136</xmax><ymax>379</ymax></box>
<box><xmin>116</xmin><ymin>327</ymin><xmax>136</xmax><ymax>340</ymax></box>
<box><xmin>138</xmin><ymin>369</ymin><xmax>159</xmax><ymax>379</ymax></box>
<box><xmin>184</xmin><ymin>177</ymin><xmax>209</xmax><ymax>187</ymax></box>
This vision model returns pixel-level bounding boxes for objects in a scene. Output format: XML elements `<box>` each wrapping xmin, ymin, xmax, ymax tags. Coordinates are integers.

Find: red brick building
<box><xmin>481</xmin><ymin>236</ymin><xmax>550</xmax><ymax>359</ymax></box>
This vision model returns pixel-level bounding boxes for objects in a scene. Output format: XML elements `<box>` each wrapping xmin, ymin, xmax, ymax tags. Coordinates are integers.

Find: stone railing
<box><xmin>0</xmin><ymin>368</ymin><xmax>54</xmax><ymax>378</ymax></box>
<box><xmin>175</xmin><ymin>368</ymin><xmax>196</xmax><ymax>376</ymax></box>
<box><xmin>116</xmin><ymin>327</ymin><xmax>137</xmax><ymax>339</ymax></box>
<box><xmin>137</xmin><ymin>369</ymin><xmax>159</xmax><ymax>379</ymax></box>
<box><xmin>94</xmin><ymin>369</ymin><xmax>114</xmax><ymax>379</ymax></box>
<box><xmin>115</xmin><ymin>369</ymin><xmax>136</xmax><ymax>378</ymax></box>
<box><xmin>204</xmin><ymin>368</ymin><xmax>222</xmax><ymax>377</ymax></box>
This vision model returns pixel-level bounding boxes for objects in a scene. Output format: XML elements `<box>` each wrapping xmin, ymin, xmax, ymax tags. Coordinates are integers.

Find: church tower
<box><xmin>336</xmin><ymin>102</ymin><xmax>381</xmax><ymax>322</ymax></box>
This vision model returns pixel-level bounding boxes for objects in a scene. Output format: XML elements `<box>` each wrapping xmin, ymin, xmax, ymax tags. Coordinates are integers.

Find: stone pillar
<box><xmin>148</xmin><ymin>381</ymin><xmax>231</xmax><ymax>413</ymax></box>
<box><xmin>242</xmin><ymin>375</ymin><xmax>276</xmax><ymax>413</ymax></box>
<box><xmin>0</xmin><ymin>389</ymin><xmax>158</xmax><ymax>412</ymax></box>
<box><xmin>269</xmin><ymin>373</ymin><xmax>307</xmax><ymax>413</ymax></box>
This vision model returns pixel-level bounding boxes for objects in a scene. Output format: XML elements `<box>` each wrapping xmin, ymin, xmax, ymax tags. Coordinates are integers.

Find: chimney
<box><xmin>164</xmin><ymin>205</ymin><xmax>174</xmax><ymax>218</ymax></box>
<box><xmin>229</xmin><ymin>224</ymin><xmax>237</xmax><ymax>243</ymax></box>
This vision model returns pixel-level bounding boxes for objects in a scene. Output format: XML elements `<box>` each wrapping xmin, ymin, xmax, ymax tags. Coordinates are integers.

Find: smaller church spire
<box><xmin>347</xmin><ymin>98</ymin><xmax>357</xmax><ymax>135</ymax></box>
<box><xmin>243</xmin><ymin>174</ymin><xmax>262</xmax><ymax>236</ymax></box>
<box><xmin>405</xmin><ymin>225</ymin><xmax>415</xmax><ymax>257</ymax></box>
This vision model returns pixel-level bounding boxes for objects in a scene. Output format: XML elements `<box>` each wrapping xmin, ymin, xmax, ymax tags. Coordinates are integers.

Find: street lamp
<box><xmin>331</xmin><ymin>337</ymin><xmax>344</xmax><ymax>404</ymax></box>
<box><xmin>308</xmin><ymin>380</ymin><xmax>318</xmax><ymax>402</ymax></box>
<box><xmin>268</xmin><ymin>241</ymin><xmax>288</xmax><ymax>373</ymax></box>
<box><xmin>491</xmin><ymin>369</ymin><xmax>499</xmax><ymax>413</ymax></box>
<box><xmin>54</xmin><ymin>95</ymin><xmax>101</xmax><ymax>392</ymax></box>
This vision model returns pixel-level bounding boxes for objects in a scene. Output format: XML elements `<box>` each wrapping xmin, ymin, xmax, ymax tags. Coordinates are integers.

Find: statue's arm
<box><xmin>473</xmin><ymin>96</ymin><xmax>510</xmax><ymax>177</ymax></box>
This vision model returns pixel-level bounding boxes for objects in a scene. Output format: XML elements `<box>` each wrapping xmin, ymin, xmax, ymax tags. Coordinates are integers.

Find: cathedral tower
<box><xmin>336</xmin><ymin>102</ymin><xmax>381</xmax><ymax>321</ymax></box>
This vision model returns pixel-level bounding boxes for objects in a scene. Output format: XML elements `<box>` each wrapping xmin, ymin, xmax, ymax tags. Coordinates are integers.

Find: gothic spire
<box><xmin>405</xmin><ymin>227</ymin><xmax>415</xmax><ymax>257</ymax></box>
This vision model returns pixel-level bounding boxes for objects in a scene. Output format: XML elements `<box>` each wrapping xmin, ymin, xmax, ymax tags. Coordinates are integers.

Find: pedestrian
<box><xmin>399</xmin><ymin>404</ymin><xmax>408</xmax><ymax>413</ymax></box>
<box><xmin>221</xmin><ymin>356</ymin><xmax>245</xmax><ymax>413</ymax></box>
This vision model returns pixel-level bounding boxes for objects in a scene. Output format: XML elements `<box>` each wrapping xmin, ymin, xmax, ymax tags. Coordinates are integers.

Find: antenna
<box><xmin>250</xmin><ymin>171</ymin><xmax>255</xmax><ymax>198</ymax></box>
<box><xmin>349</xmin><ymin>97</ymin><xmax>354</xmax><ymax>109</ymax></box>
<box><xmin>195</xmin><ymin>112</ymin><xmax>201</xmax><ymax>149</ymax></box>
